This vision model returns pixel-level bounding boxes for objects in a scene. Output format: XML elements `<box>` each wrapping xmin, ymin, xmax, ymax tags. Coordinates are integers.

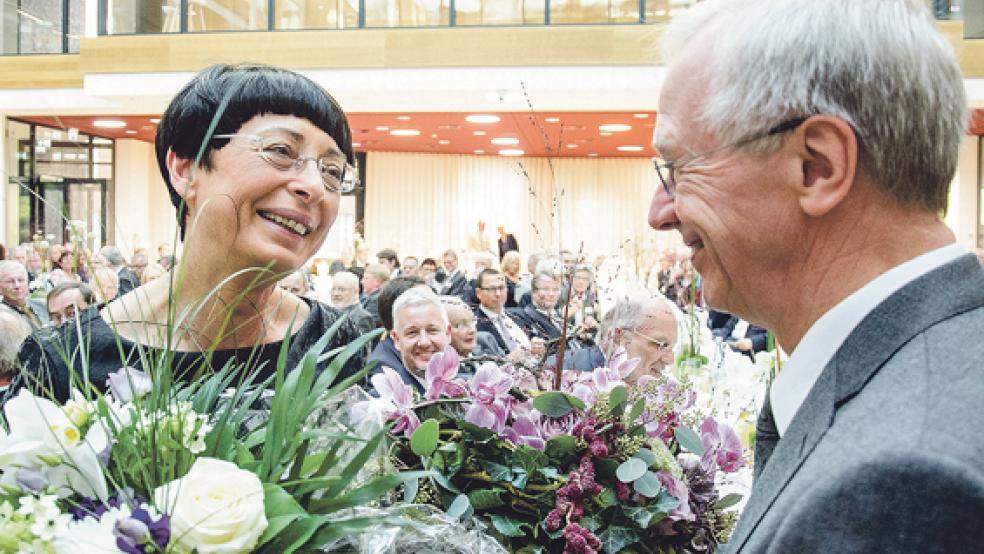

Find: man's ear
<box><xmin>795</xmin><ymin>115</ymin><xmax>858</xmax><ymax>217</ymax></box>
<box><xmin>166</xmin><ymin>149</ymin><xmax>196</xmax><ymax>201</ymax></box>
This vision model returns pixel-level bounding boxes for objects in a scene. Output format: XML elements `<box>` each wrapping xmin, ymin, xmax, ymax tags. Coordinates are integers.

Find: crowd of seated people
<box><xmin>1</xmin><ymin>233</ymin><xmax>726</xmax><ymax>397</ymax></box>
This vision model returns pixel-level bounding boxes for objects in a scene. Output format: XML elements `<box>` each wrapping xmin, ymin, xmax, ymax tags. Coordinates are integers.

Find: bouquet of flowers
<box><xmin>0</xmin><ymin>323</ymin><xmax>424</xmax><ymax>554</ymax></box>
<box><xmin>353</xmin><ymin>346</ymin><xmax>746</xmax><ymax>554</ymax></box>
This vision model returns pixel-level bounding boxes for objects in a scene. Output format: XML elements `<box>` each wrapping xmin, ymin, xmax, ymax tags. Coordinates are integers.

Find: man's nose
<box><xmin>648</xmin><ymin>187</ymin><xmax>680</xmax><ymax>231</ymax></box>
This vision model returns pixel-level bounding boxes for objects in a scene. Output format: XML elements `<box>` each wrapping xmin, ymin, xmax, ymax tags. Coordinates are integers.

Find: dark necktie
<box><xmin>754</xmin><ymin>393</ymin><xmax>780</xmax><ymax>481</ymax></box>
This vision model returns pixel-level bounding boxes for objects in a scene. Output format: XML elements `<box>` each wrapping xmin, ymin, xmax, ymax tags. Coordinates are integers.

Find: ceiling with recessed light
<box><xmin>16</xmin><ymin>112</ymin><xmax>659</xmax><ymax>158</ymax></box>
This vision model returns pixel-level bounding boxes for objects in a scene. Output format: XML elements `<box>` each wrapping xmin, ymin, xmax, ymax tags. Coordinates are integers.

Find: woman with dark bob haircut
<box><xmin>11</xmin><ymin>64</ymin><xmax>366</xmax><ymax>402</ymax></box>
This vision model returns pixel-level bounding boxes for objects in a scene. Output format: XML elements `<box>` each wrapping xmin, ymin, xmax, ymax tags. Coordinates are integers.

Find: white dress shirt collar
<box><xmin>770</xmin><ymin>243</ymin><xmax>967</xmax><ymax>436</ymax></box>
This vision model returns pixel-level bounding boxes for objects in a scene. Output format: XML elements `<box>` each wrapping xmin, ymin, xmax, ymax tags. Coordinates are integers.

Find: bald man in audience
<box><xmin>330</xmin><ymin>271</ymin><xmax>375</xmax><ymax>333</ymax></box>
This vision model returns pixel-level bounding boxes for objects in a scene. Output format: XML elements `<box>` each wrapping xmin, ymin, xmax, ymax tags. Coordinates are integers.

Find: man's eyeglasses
<box><xmin>653</xmin><ymin>116</ymin><xmax>808</xmax><ymax>198</ymax></box>
<box><xmin>213</xmin><ymin>133</ymin><xmax>359</xmax><ymax>194</ymax></box>
<box><xmin>479</xmin><ymin>286</ymin><xmax>507</xmax><ymax>293</ymax></box>
<box><xmin>627</xmin><ymin>328</ymin><xmax>672</xmax><ymax>351</ymax></box>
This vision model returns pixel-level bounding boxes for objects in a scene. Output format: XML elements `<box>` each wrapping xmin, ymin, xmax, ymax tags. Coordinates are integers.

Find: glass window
<box><xmin>276</xmin><ymin>0</ymin><xmax>359</xmax><ymax>30</ymax></box>
<box><xmin>644</xmin><ymin>0</ymin><xmax>698</xmax><ymax>23</ymax></box>
<box><xmin>365</xmin><ymin>0</ymin><xmax>449</xmax><ymax>27</ymax></box>
<box><xmin>68</xmin><ymin>0</ymin><xmax>83</xmax><ymax>51</ymax></box>
<box><xmin>107</xmin><ymin>0</ymin><xmax>181</xmax><ymax>34</ymax></box>
<box><xmin>551</xmin><ymin>0</ymin><xmax>640</xmax><ymax>24</ymax></box>
<box><xmin>2</xmin><ymin>0</ymin><xmax>64</xmax><ymax>54</ymax></box>
<box><xmin>188</xmin><ymin>0</ymin><xmax>269</xmax><ymax>32</ymax></box>
<box><xmin>455</xmin><ymin>0</ymin><xmax>543</xmax><ymax>25</ymax></box>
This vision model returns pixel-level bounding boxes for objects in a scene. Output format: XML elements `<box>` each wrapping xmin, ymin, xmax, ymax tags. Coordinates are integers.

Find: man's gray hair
<box><xmin>600</xmin><ymin>290</ymin><xmax>679</xmax><ymax>350</ymax></box>
<box><xmin>531</xmin><ymin>271</ymin><xmax>559</xmax><ymax>292</ymax></box>
<box><xmin>333</xmin><ymin>271</ymin><xmax>360</xmax><ymax>288</ymax></box>
<box><xmin>0</xmin><ymin>306</ymin><xmax>30</xmax><ymax>374</ymax></box>
<box><xmin>662</xmin><ymin>0</ymin><xmax>965</xmax><ymax>212</ymax></box>
<box><xmin>99</xmin><ymin>246</ymin><xmax>125</xmax><ymax>268</ymax></box>
<box><xmin>392</xmin><ymin>287</ymin><xmax>448</xmax><ymax>331</ymax></box>
<box><xmin>0</xmin><ymin>260</ymin><xmax>27</xmax><ymax>278</ymax></box>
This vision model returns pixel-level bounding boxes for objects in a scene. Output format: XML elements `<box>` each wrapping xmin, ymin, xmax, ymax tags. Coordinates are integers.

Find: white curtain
<box><xmin>364</xmin><ymin>151</ymin><xmax>683</xmax><ymax>265</ymax></box>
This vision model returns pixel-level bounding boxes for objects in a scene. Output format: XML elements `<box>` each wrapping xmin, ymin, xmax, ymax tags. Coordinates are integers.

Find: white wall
<box><xmin>946</xmin><ymin>135</ymin><xmax>980</xmax><ymax>248</ymax></box>
<box><xmin>112</xmin><ymin>139</ymin><xmax>177</xmax><ymax>257</ymax></box>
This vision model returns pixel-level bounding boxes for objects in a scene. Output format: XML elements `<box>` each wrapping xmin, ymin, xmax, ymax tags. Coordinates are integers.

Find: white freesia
<box><xmin>154</xmin><ymin>457</ymin><xmax>267</xmax><ymax>554</ymax></box>
<box><xmin>0</xmin><ymin>389</ymin><xmax>108</xmax><ymax>500</ymax></box>
<box><xmin>52</xmin><ymin>504</ymin><xmax>130</xmax><ymax>554</ymax></box>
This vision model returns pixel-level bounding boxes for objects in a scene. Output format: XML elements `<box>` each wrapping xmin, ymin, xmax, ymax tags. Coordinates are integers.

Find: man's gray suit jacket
<box><xmin>724</xmin><ymin>254</ymin><xmax>984</xmax><ymax>553</ymax></box>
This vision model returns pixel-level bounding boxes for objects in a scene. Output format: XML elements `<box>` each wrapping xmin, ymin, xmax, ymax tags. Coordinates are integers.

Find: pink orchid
<box><xmin>370</xmin><ymin>367</ymin><xmax>420</xmax><ymax>437</ymax></box>
<box><xmin>606</xmin><ymin>346</ymin><xmax>642</xmax><ymax>380</ymax></box>
<box><xmin>503</xmin><ymin>415</ymin><xmax>545</xmax><ymax>450</ymax></box>
<box><xmin>538</xmin><ymin>412</ymin><xmax>578</xmax><ymax>440</ymax></box>
<box><xmin>657</xmin><ymin>470</ymin><xmax>695</xmax><ymax>522</ymax></box>
<box><xmin>464</xmin><ymin>362</ymin><xmax>514</xmax><ymax>433</ymax></box>
<box><xmin>424</xmin><ymin>346</ymin><xmax>468</xmax><ymax>400</ymax></box>
<box><xmin>699</xmin><ymin>416</ymin><xmax>745</xmax><ymax>474</ymax></box>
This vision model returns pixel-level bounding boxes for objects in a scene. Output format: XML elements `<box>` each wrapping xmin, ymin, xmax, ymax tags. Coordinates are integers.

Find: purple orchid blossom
<box><xmin>371</xmin><ymin>367</ymin><xmax>421</xmax><ymax>437</ymax></box>
<box><xmin>464</xmin><ymin>362</ymin><xmax>514</xmax><ymax>433</ymax></box>
<box><xmin>699</xmin><ymin>417</ymin><xmax>745</xmax><ymax>474</ymax></box>
<box><xmin>503</xmin><ymin>415</ymin><xmax>545</xmax><ymax>450</ymax></box>
<box><xmin>424</xmin><ymin>347</ymin><xmax>468</xmax><ymax>401</ymax></box>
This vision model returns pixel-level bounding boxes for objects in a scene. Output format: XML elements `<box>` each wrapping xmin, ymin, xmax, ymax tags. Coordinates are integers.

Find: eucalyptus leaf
<box><xmin>598</xmin><ymin>526</ymin><xmax>641</xmax><ymax>554</ymax></box>
<box><xmin>632</xmin><ymin>470</ymin><xmax>662</xmax><ymax>497</ymax></box>
<box><xmin>446</xmin><ymin>494</ymin><xmax>471</xmax><ymax>520</ymax></box>
<box><xmin>654</xmin><ymin>490</ymin><xmax>681</xmax><ymax>513</ymax></box>
<box><xmin>673</xmin><ymin>426</ymin><xmax>705</xmax><ymax>456</ymax></box>
<box><xmin>479</xmin><ymin>459</ymin><xmax>513</xmax><ymax>482</ymax></box>
<box><xmin>410</xmin><ymin>418</ymin><xmax>440</xmax><ymax>457</ymax></box>
<box><xmin>616</xmin><ymin>457</ymin><xmax>648</xmax><ymax>483</ymax></box>
<box><xmin>714</xmin><ymin>492</ymin><xmax>743</xmax><ymax>510</ymax></box>
<box><xmin>633</xmin><ymin>448</ymin><xmax>658</xmax><ymax>467</ymax></box>
<box><xmin>403</xmin><ymin>478</ymin><xmax>419</xmax><ymax>504</ymax></box>
<box><xmin>490</xmin><ymin>514</ymin><xmax>528</xmax><ymax>537</ymax></box>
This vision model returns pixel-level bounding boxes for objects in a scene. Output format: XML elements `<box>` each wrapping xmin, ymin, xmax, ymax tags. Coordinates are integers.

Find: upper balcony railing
<box><xmin>0</xmin><ymin>0</ymin><xmax>966</xmax><ymax>56</ymax></box>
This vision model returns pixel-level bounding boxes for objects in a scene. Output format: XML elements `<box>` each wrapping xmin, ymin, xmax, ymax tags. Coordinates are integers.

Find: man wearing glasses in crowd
<box><xmin>0</xmin><ymin>261</ymin><xmax>47</xmax><ymax>330</ymax></box>
<box><xmin>473</xmin><ymin>268</ymin><xmax>544</xmax><ymax>363</ymax></box>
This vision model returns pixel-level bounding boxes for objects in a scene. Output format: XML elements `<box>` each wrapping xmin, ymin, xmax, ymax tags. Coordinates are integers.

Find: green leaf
<box><xmin>539</xmin><ymin>467</ymin><xmax>558</xmax><ymax>480</ymax></box>
<box><xmin>478</xmin><ymin>459</ymin><xmax>513</xmax><ymax>482</ymax></box>
<box><xmin>632</xmin><ymin>470</ymin><xmax>662</xmax><ymax>498</ymax></box>
<box><xmin>622</xmin><ymin>505</ymin><xmax>658</xmax><ymax>529</ymax></box>
<box><xmin>532</xmin><ymin>391</ymin><xmax>583</xmax><ymax>418</ymax></box>
<box><xmin>458</xmin><ymin>420</ymin><xmax>495</xmax><ymax>442</ymax></box>
<box><xmin>596</xmin><ymin>488</ymin><xmax>618</xmax><ymax>508</ymax></box>
<box><xmin>608</xmin><ymin>385</ymin><xmax>628</xmax><ymax>412</ymax></box>
<box><xmin>627</xmin><ymin>398</ymin><xmax>646</xmax><ymax>424</ymax></box>
<box><xmin>545</xmin><ymin>435</ymin><xmax>578</xmax><ymax>462</ymax></box>
<box><xmin>446</xmin><ymin>494</ymin><xmax>471</xmax><ymax>520</ymax></box>
<box><xmin>468</xmin><ymin>488</ymin><xmax>506</xmax><ymax>510</ymax></box>
<box><xmin>714</xmin><ymin>492</ymin><xmax>743</xmax><ymax>510</ymax></box>
<box><xmin>490</xmin><ymin>514</ymin><xmax>528</xmax><ymax>537</ymax></box>
<box><xmin>513</xmin><ymin>445</ymin><xmax>549</xmax><ymax>475</ymax></box>
<box><xmin>411</xmin><ymin>418</ymin><xmax>440</xmax><ymax>457</ymax></box>
<box><xmin>580</xmin><ymin>515</ymin><xmax>602</xmax><ymax>533</ymax></box>
<box><xmin>511</xmin><ymin>468</ymin><xmax>529</xmax><ymax>489</ymax></box>
<box><xmin>673</xmin><ymin>426</ymin><xmax>705</xmax><ymax>456</ymax></box>
<box><xmin>633</xmin><ymin>448</ymin><xmax>658</xmax><ymax>467</ymax></box>
<box><xmin>616</xmin><ymin>457</ymin><xmax>648</xmax><ymax>483</ymax></box>
<box><xmin>654</xmin><ymin>490</ymin><xmax>680</xmax><ymax>513</ymax></box>
<box><xmin>598</xmin><ymin>526</ymin><xmax>641</xmax><ymax>554</ymax></box>
<box><xmin>403</xmin><ymin>478</ymin><xmax>419</xmax><ymax>504</ymax></box>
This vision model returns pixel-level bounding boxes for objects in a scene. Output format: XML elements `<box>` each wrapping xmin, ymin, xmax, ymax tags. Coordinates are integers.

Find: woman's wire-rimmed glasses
<box><xmin>652</xmin><ymin>116</ymin><xmax>809</xmax><ymax>198</ymax></box>
<box><xmin>213</xmin><ymin>133</ymin><xmax>359</xmax><ymax>194</ymax></box>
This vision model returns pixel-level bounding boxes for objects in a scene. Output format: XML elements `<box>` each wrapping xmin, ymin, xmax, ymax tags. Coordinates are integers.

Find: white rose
<box><xmin>154</xmin><ymin>457</ymin><xmax>267</xmax><ymax>554</ymax></box>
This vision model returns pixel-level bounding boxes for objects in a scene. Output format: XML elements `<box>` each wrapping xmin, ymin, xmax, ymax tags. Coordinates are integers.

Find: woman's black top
<box><xmin>9</xmin><ymin>297</ymin><xmax>367</xmax><ymax>403</ymax></box>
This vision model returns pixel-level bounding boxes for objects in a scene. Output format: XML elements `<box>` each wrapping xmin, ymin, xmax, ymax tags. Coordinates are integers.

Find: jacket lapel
<box><xmin>728</xmin><ymin>254</ymin><xmax>984</xmax><ymax>552</ymax></box>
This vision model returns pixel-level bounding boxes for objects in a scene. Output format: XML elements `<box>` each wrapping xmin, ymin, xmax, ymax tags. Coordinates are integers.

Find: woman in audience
<box><xmin>12</xmin><ymin>63</ymin><xmax>364</xmax><ymax>402</ymax></box>
<box><xmin>47</xmin><ymin>251</ymin><xmax>79</xmax><ymax>287</ymax></box>
<box><xmin>500</xmin><ymin>250</ymin><xmax>521</xmax><ymax>309</ymax></box>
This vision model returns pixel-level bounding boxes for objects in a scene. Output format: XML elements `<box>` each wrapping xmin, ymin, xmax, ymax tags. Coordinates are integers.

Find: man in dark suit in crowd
<box><xmin>438</xmin><ymin>249</ymin><xmax>469</xmax><ymax>298</ymax></box>
<box><xmin>511</xmin><ymin>271</ymin><xmax>564</xmax><ymax>350</ymax></box>
<box><xmin>99</xmin><ymin>246</ymin><xmax>139</xmax><ymax>297</ymax></box>
<box><xmin>708</xmin><ymin>309</ymin><xmax>770</xmax><ymax>360</ymax></box>
<box><xmin>329</xmin><ymin>271</ymin><xmax>376</xmax><ymax>334</ymax></box>
<box><xmin>473</xmin><ymin>268</ymin><xmax>543</xmax><ymax>364</ymax></box>
<box><xmin>0</xmin><ymin>261</ymin><xmax>46</xmax><ymax>330</ymax></box>
<box><xmin>496</xmin><ymin>225</ymin><xmax>519</xmax><ymax>260</ymax></box>
<box><xmin>649</xmin><ymin>1</ymin><xmax>984</xmax><ymax>551</ymax></box>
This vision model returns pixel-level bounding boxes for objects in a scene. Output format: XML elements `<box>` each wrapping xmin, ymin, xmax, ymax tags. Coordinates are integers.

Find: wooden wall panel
<box><xmin>0</xmin><ymin>55</ymin><xmax>82</xmax><ymax>88</ymax></box>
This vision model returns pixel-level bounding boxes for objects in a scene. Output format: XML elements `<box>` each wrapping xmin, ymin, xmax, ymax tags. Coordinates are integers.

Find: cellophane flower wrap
<box><xmin>0</xmin><ymin>322</ymin><xmax>425</xmax><ymax>554</ymax></box>
<box><xmin>355</xmin><ymin>345</ymin><xmax>747</xmax><ymax>554</ymax></box>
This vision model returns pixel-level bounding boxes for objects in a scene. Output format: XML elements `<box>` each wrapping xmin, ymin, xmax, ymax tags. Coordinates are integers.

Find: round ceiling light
<box><xmin>599</xmin><ymin>124</ymin><xmax>632</xmax><ymax>132</ymax></box>
<box><xmin>390</xmin><ymin>129</ymin><xmax>421</xmax><ymax>136</ymax></box>
<box><xmin>498</xmin><ymin>149</ymin><xmax>524</xmax><ymax>156</ymax></box>
<box><xmin>616</xmin><ymin>145</ymin><xmax>645</xmax><ymax>152</ymax></box>
<box><xmin>544</xmin><ymin>117</ymin><xmax>561</xmax><ymax>123</ymax></box>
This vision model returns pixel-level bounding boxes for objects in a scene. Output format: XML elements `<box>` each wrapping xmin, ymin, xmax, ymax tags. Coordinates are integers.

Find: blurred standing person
<box><xmin>360</xmin><ymin>263</ymin><xmax>391</xmax><ymax>328</ymax></box>
<box><xmin>467</xmin><ymin>219</ymin><xmax>494</xmax><ymax>255</ymax></box>
<box><xmin>99</xmin><ymin>246</ymin><xmax>140</xmax><ymax>297</ymax></box>
<box><xmin>496</xmin><ymin>225</ymin><xmax>519</xmax><ymax>260</ymax></box>
<box><xmin>500</xmin><ymin>250</ymin><xmax>522</xmax><ymax>309</ymax></box>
